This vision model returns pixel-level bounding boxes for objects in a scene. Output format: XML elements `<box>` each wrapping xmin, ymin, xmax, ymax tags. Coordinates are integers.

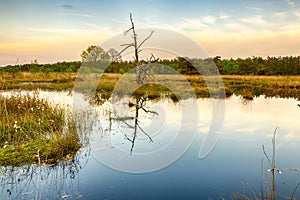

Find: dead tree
<box><xmin>117</xmin><ymin>13</ymin><xmax>156</xmax><ymax>84</ymax></box>
<box><xmin>123</xmin><ymin>96</ymin><xmax>157</xmax><ymax>154</ymax></box>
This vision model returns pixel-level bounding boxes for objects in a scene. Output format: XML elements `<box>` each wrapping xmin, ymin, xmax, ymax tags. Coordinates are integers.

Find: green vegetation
<box><xmin>1</xmin><ymin>54</ymin><xmax>300</xmax><ymax>76</ymax></box>
<box><xmin>0</xmin><ymin>92</ymin><xmax>80</xmax><ymax>166</ymax></box>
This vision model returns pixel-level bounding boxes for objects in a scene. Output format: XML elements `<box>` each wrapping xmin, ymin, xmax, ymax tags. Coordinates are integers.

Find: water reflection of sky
<box><xmin>85</xmin><ymin>94</ymin><xmax>300</xmax><ymax>199</ymax></box>
<box><xmin>1</xmin><ymin>91</ymin><xmax>300</xmax><ymax>199</ymax></box>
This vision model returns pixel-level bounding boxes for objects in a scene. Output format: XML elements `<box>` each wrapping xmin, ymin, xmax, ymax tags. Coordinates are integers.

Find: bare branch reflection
<box><xmin>110</xmin><ymin>95</ymin><xmax>158</xmax><ymax>154</ymax></box>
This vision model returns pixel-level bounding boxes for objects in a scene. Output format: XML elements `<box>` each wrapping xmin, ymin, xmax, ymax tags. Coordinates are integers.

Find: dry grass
<box><xmin>1</xmin><ymin>73</ymin><xmax>300</xmax><ymax>99</ymax></box>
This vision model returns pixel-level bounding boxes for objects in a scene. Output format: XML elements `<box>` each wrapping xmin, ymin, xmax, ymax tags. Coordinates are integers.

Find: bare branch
<box><xmin>149</xmin><ymin>53</ymin><xmax>159</xmax><ymax>62</ymax></box>
<box><xmin>121</xmin><ymin>120</ymin><xmax>135</xmax><ymax>129</ymax></box>
<box><xmin>137</xmin><ymin>30</ymin><xmax>154</xmax><ymax>50</ymax></box>
<box><xmin>123</xmin><ymin>27</ymin><xmax>133</xmax><ymax>36</ymax></box>
<box><xmin>115</xmin><ymin>45</ymin><xmax>133</xmax><ymax>60</ymax></box>
<box><xmin>142</xmin><ymin>107</ymin><xmax>158</xmax><ymax>115</ymax></box>
<box><xmin>124</xmin><ymin>134</ymin><xmax>133</xmax><ymax>143</ymax></box>
<box><xmin>262</xmin><ymin>144</ymin><xmax>272</xmax><ymax>167</ymax></box>
<box><xmin>137</xmin><ymin>123</ymin><xmax>153</xmax><ymax>142</ymax></box>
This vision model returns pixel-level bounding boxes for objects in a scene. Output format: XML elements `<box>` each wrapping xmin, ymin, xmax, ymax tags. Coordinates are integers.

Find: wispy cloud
<box><xmin>285</xmin><ymin>0</ymin><xmax>294</xmax><ymax>6</ymax></box>
<box><xmin>177</xmin><ymin>18</ymin><xmax>207</xmax><ymax>31</ymax></box>
<box><xmin>61</xmin><ymin>4</ymin><xmax>74</xmax><ymax>10</ymax></box>
<box><xmin>295</xmin><ymin>10</ymin><xmax>300</xmax><ymax>18</ymax></box>
<box><xmin>272</xmin><ymin>12</ymin><xmax>288</xmax><ymax>18</ymax></box>
<box><xmin>253</xmin><ymin>7</ymin><xmax>263</xmax><ymax>11</ymax></box>
<box><xmin>202</xmin><ymin>15</ymin><xmax>216</xmax><ymax>24</ymax></box>
<box><xmin>219</xmin><ymin>13</ymin><xmax>230</xmax><ymax>20</ymax></box>
<box><xmin>177</xmin><ymin>15</ymin><xmax>217</xmax><ymax>31</ymax></box>
<box><xmin>83</xmin><ymin>23</ymin><xmax>102</xmax><ymax>30</ymax></box>
<box><xmin>284</xmin><ymin>132</ymin><xmax>300</xmax><ymax>141</ymax></box>
<box><xmin>246</xmin><ymin>7</ymin><xmax>263</xmax><ymax>11</ymax></box>
<box><xmin>223</xmin><ymin>22</ymin><xmax>247</xmax><ymax>33</ymax></box>
<box><xmin>25</xmin><ymin>27</ymin><xmax>79</xmax><ymax>34</ymax></box>
<box><xmin>60</xmin><ymin>12</ymin><xmax>92</xmax><ymax>18</ymax></box>
<box><xmin>240</xmin><ymin>15</ymin><xmax>268</xmax><ymax>26</ymax></box>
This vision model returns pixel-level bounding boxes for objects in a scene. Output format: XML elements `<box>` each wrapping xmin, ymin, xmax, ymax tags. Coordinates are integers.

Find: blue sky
<box><xmin>1</xmin><ymin>0</ymin><xmax>300</xmax><ymax>65</ymax></box>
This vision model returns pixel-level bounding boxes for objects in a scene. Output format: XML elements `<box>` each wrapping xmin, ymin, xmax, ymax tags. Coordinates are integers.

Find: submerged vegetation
<box><xmin>0</xmin><ymin>92</ymin><xmax>80</xmax><ymax>166</ymax></box>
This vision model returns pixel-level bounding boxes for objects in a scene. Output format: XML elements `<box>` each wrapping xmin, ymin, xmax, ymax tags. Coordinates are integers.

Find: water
<box><xmin>1</xmin><ymin>91</ymin><xmax>300</xmax><ymax>199</ymax></box>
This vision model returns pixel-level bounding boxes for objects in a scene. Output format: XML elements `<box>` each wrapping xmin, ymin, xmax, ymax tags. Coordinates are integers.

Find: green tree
<box><xmin>223</xmin><ymin>59</ymin><xmax>239</xmax><ymax>75</ymax></box>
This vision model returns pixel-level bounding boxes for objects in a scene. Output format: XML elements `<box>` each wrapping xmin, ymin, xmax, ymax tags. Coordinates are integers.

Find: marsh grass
<box><xmin>1</xmin><ymin>73</ymin><xmax>300</xmax><ymax>99</ymax></box>
<box><xmin>0</xmin><ymin>92</ymin><xmax>80</xmax><ymax>166</ymax></box>
<box><xmin>232</xmin><ymin>128</ymin><xmax>300</xmax><ymax>200</ymax></box>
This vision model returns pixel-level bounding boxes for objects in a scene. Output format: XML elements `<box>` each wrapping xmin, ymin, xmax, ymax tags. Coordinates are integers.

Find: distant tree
<box><xmin>29</xmin><ymin>59</ymin><xmax>40</xmax><ymax>73</ymax></box>
<box><xmin>81</xmin><ymin>45</ymin><xmax>110</xmax><ymax>63</ymax></box>
<box><xmin>107</xmin><ymin>48</ymin><xmax>121</xmax><ymax>62</ymax></box>
<box><xmin>213</xmin><ymin>56</ymin><xmax>224</xmax><ymax>74</ymax></box>
<box><xmin>6</xmin><ymin>65</ymin><xmax>21</xmax><ymax>78</ymax></box>
<box><xmin>223</xmin><ymin>59</ymin><xmax>239</xmax><ymax>75</ymax></box>
<box><xmin>80</xmin><ymin>45</ymin><xmax>96</xmax><ymax>61</ymax></box>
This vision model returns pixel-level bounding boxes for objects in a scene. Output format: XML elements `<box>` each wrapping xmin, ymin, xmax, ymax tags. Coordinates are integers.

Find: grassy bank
<box><xmin>0</xmin><ymin>92</ymin><xmax>81</xmax><ymax>166</ymax></box>
<box><xmin>1</xmin><ymin>72</ymin><xmax>300</xmax><ymax>99</ymax></box>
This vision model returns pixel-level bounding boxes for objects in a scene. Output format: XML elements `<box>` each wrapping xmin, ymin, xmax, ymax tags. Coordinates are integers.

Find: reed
<box><xmin>0</xmin><ymin>92</ymin><xmax>81</xmax><ymax>166</ymax></box>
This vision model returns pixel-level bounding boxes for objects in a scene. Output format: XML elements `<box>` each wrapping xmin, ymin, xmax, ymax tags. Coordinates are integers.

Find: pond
<box><xmin>1</xmin><ymin>91</ymin><xmax>300</xmax><ymax>200</ymax></box>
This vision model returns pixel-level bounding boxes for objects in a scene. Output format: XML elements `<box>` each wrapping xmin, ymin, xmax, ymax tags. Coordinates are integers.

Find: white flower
<box><xmin>30</xmin><ymin>107</ymin><xmax>34</xmax><ymax>111</ymax></box>
<box><xmin>3</xmin><ymin>145</ymin><xmax>7</xmax><ymax>149</ymax></box>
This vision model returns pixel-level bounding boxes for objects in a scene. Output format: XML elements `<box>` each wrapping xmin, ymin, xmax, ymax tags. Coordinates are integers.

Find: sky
<box><xmin>1</xmin><ymin>0</ymin><xmax>300</xmax><ymax>66</ymax></box>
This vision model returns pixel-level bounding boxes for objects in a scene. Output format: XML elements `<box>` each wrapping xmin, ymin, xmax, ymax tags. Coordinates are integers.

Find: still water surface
<box><xmin>1</xmin><ymin>91</ymin><xmax>300</xmax><ymax>199</ymax></box>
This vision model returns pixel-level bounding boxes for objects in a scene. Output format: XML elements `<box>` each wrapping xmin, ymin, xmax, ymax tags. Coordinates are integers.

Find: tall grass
<box><xmin>0</xmin><ymin>92</ymin><xmax>81</xmax><ymax>166</ymax></box>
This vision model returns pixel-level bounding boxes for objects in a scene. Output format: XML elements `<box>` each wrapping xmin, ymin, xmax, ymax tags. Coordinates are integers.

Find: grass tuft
<box><xmin>0</xmin><ymin>92</ymin><xmax>80</xmax><ymax>166</ymax></box>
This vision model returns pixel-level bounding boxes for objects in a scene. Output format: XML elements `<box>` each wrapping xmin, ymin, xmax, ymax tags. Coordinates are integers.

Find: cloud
<box><xmin>61</xmin><ymin>4</ymin><xmax>73</xmax><ymax>10</ymax></box>
<box><xmin>295</xmin><ymin>10</ymin><xmax>300</xmax><ymax>18</ymax></box>
<box><xmin>285</xmin><ymin>0</ymin><xmax>294</xmax><ymax>6</ymax></box>
<box><xmin>272</xmin><ymin>12</ymin><xmax>288</xmax><ymax>18</ymax></box>
<box><xmin>240</xmin><ymin>15</ymin><xmax>270</xmax><ymax>29</ymax></box>
<box><xmin>176</xmin><ymin>15</ymin><xmax>217</xmax><ymax>31</ymax></box>
<box><xmin>235</xmin><ymin>127</ymin><xmax>259</xmax><ymax>134</ymax></box>
<box><xmin>60</xmin><ymin>13</ymin><xmax>92</xmax><ymax>18</ymax></box>
<box><xmin>177</xmin><ymin>18</ymin><xmax>207</xmax><ymax>31</ymax></box>
<box><xmin>83</xmin><ymin>23</ymin><xmax>102</xmax><ymax>30</ymax></box>
<box><xmin>240</xmin><ymin>15</ymin><xmax>267</xmax><ymax>25</ymax></box>
<box><xmin>223</xmin><ymin>22</ymin><xmax>247</xmax><ymax>32</ymax></box>
<box><xmin>202</xmin><ymin>15</ymin><xmax>216</xmax><ymax>24</ymax></box>
<box><xmin>253</xmin><ymin>7</ymin><xmax>263</xmax><ymax>11</ymax></box>
<box><xmin>284</xmin><ymin>132</ymin><xmax>300</xmax><ymax>141</ymax></box>
<box><xmin>219</xmin><ymin>13</ymin><xmax>230</xmax><ymax>20</ymax></box>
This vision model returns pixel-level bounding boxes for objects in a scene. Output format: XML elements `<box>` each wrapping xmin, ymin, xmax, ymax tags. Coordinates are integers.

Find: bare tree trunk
<box><xmin>128</xmin><ymin>14</ymin><xmax>141</xmax><ymax>84</ymax></box>
<box><xmin>118</xmin><ymin>13</ymin><xmax>154</xmax><ymax>85</ymax></box>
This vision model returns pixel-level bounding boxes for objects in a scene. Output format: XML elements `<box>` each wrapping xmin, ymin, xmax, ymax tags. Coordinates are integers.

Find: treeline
<box><xmin>213</xmin><ymin>56</ymin><xmax>300</xmax><ymax>75</ymax></box>
<box><xmin>0</xmin><ymin>61</ymin><xmax>81</xmax><ymax>74</ymax></box>
<box><xmin>1</xmin><ymin>56</ymin><xmax>300</xmax><ymax>76</ymax></box>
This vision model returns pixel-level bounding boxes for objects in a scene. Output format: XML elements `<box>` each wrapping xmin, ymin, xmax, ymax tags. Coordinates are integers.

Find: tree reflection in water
<box><xmin>114</xmin><ymin>95</ymin><xmax>158</xmax><ymax>154</ymax></box>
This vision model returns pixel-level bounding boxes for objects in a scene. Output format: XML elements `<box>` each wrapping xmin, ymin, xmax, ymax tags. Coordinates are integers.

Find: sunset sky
<box><xmin>1</xmin><ymin>0</ymin><xmax>300</xmax><ymax>66</ymax></box>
